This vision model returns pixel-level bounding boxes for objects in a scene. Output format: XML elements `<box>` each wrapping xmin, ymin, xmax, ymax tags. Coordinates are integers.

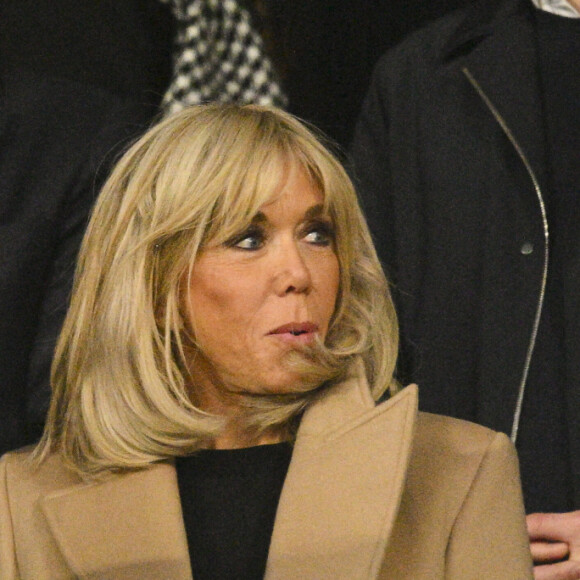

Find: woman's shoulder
<box><xmin>407</xmin><ymin>411</ymin><xmax>518</xmax><ymax>505</ymax></box>
<box><xmin>416</xmin><ymin>410</ymin><xmax>511</xmax><ymax>449</ymax></box>
<box><xmin>385</xmin><ymin>413</ymin><xmax>530</xmax><ymax>577</ymax></box>
<box><xmin>0</xmin><ymin>446</ymin><xmax>83</xmax><ymax>500</ymax></box>
<box><xmin>413</xmin><ymin>411</ymin><xmax>516</xmax><ymax>474</ymax></box>
<box><xmin>1</xmin><ymin>447</ymin><xmax>175</xmax><ymax>501</ymax></box>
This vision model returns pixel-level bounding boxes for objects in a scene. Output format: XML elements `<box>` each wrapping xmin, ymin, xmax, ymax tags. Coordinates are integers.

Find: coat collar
<box><xmin>440</xmin><ymin>0</ymin><xmax>531</xmax><ymax>61</ymax></box>
<box><xmin>440</xmin><ymin>0</ymin><xmax>548</xmax><ymax>193</ymax></box>
<box><xmin>266</xmin><ymin>365</ymin><xmax>418</xmax><ymax>579</ymax></box>
<box><xmin>40</xmin><ymin>365</ymin><xmax>418</xmax><ymax>579</ymax></box>
<box><xmin>40</xmin><ymin>462</ymin><xmax>193</xmax><ymax>579</ymax></box>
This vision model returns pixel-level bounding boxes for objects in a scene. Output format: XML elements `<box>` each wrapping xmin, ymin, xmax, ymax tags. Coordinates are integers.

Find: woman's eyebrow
<box><xmin>304</xmin><ymin>204</ymin><xmax>326</xmax><ymax>219</ymax></box>
<box><xmin>249</xmin><ymin>204</ymin><xmax>326</xmax><ymax>225</ymax></box>
<box><xmin>250</xmin><ymin>212</ymin><xmax>268</xmax><ymax>224</ymax></box>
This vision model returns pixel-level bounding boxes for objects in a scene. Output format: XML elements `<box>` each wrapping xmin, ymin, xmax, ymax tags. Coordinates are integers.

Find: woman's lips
<box><xmin>268</xmin><ymin>322</ymin><xmax>319</xmax><ymax>344</ymax></box>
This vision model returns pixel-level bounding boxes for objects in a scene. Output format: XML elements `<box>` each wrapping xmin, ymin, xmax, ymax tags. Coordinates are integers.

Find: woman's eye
<box><xmin>227</xmin><ymin>227</ymin><xmax>265</xmax><ymax>250</ymax></box>
<box><xmin>304</xmin><ymin>223</ymin><xmax>334</xmax><ymax>246</ymax></box>
<box><xmin>235</xmin><ymin>235</ymin><xmax>263</xmax><ymax>250</ymax></box>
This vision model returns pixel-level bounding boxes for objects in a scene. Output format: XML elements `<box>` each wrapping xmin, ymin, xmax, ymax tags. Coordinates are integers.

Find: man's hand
<box><xmin>528</xmin><ymin>511</ymin><xmax>580</xmax><ymax>580</ymax></box>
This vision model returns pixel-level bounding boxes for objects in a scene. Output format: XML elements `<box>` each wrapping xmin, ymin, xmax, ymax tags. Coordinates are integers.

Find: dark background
<box><xmin>265</xmin><ymin>0</ymin><xmax>474</xmax><ymax>148</ymax></box>
<box><xmin>0</xmin><ymin>0</ymin><xmax>175</xmax><ymax>112</ymax></box>
<box><xmin>1</xmin><ymin>0</ymin><xmax>474</xmax><ymax>147</ymax></box>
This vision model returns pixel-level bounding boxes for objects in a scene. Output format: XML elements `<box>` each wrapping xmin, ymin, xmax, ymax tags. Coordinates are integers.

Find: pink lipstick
<box><xmin>268</xmin><ymin>322</ymin><xmax>319</xmax><ymax>344</ymax></box>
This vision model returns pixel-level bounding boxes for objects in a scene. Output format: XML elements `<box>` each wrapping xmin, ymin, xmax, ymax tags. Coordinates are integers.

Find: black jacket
<box><xmin>0</xmin><ymin>69</ymin><xmax>152</xmax><ymax>455</ymax></box>
<box><xmin>351</xmin><ymin>0</ymin><xmax>580</xmax><ymax>507</ymax></box>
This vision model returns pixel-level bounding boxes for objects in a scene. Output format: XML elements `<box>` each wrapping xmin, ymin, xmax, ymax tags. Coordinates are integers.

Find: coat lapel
<box><xmin>41</xmin><ymin>462</ymin><xmax>193</xmax><ymax>579</ymax></box>
<box><xmin>39</xmin><ymin>367</ymin><xmax>417</xmax><ymax>580</ymax></box>
<box><xmin>266</xmin><ymin>366</ymin><xmax>418</xmax><ymax>580</ymax></box>
<box><xmin>437</xmin><ymin>0</ymin><xmax>550</xmax><ymax>434</ymax></box>
<box><xmin>444</xmin><ymin>0</ymin><xmax>548</xmax><ymax>189</ymax></box>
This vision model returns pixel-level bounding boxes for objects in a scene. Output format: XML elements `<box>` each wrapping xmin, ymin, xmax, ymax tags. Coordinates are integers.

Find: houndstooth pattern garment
<box><xmin>160</xmin><ymin>0</ymin><xmax>287</xmax><ymax>115</ymax></box>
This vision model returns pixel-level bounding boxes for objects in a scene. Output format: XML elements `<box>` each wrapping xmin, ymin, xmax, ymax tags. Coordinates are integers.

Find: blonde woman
<box><xmin>0</xmin><ymin>104</ymin><xmax>532</xmax><ymax>579</ymax></box>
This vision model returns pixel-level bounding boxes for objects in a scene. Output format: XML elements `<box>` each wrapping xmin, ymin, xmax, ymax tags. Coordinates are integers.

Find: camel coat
<box><xmin>0</xmin><ymin>368</ymin><xmax>533</xmax><ymax>579</ymax></box>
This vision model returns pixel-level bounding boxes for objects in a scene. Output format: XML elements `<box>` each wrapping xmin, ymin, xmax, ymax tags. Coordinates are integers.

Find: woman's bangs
<box><xmin>203</xmin><ymin>147</ymin><xmax>298</xmax><ymax>247</ymax></box>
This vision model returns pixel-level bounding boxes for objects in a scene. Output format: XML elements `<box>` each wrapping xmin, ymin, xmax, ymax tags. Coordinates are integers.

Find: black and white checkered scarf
<box><xmin>160</xmin><ymin>0</ymin><xmax>287</xmax><ymax>114</ymax></box>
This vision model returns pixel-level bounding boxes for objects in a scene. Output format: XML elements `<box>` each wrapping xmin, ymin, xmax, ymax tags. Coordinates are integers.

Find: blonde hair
<box><xmin>35</xmin><ymin>104</ymin><xmax>398</xmax><ymax>476</ymax></box>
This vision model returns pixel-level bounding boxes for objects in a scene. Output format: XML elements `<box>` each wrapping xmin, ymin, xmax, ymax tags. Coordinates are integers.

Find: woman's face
<box><xmin>184</xmin><ymin>167</ymin><xmax>340</xmax><ymax>414</ymax></box>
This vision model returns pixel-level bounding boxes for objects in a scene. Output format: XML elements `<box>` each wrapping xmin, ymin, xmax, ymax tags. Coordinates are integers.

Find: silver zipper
<box><xmin>462</xmin><ymin>67</ymin><xmax>549</xmax><ymax>444</ymax></box>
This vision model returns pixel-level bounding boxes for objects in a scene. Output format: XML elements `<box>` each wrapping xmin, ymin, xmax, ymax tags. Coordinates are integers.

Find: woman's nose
<box><xmin>272</xmin><ymin>242</ymin><xmax>312</xmax><ymax>296</ymax></box>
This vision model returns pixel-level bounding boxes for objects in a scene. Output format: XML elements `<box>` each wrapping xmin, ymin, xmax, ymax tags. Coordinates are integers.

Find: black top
<box><xmin>176</xmin><ymin>442</ymin><xmax>293</xmax><ymax>580</ymax></box>
<box><xmin>516</xmin><ymin>7</ymin><xmax>580</xmax><ymax>513</ymax></box>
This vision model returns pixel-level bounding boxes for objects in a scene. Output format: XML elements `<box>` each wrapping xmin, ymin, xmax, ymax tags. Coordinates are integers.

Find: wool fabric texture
<box><xmin>160</xmin><ymin>0</ymin><xmax>287</xmax><ymax>114</ymax></box>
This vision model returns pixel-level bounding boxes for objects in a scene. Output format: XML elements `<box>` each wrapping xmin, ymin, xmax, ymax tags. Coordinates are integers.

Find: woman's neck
<box><xmin>211</xmin><ymin>421</ymin><xmax>286</xmax><ymax>450</ymax></box>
